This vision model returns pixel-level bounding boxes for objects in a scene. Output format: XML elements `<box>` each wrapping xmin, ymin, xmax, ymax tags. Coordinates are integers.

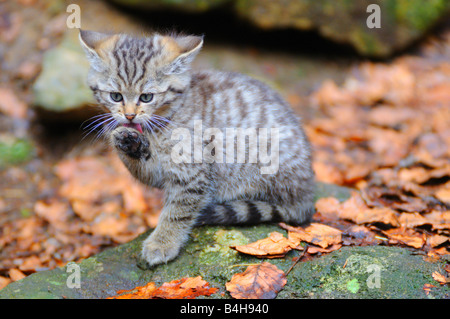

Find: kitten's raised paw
<box><xmin>141</xmin><ymin>236</ymin><xmax>181</xmax><ymax>267</ymax></box>
<box><xmin>112</xmin><ymin>127</ymin><xmax>150</xmax><ymax>160</ymax></box>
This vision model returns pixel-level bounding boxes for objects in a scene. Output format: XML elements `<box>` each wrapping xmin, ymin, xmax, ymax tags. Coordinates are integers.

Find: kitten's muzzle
<box><xmin>125</xmin><ymin>113</ymin><xmax>136</xmax><ymax>120</ymax></box>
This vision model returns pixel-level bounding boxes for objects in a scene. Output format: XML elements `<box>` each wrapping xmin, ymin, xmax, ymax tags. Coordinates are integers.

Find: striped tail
<box><xmin>194</xmin><ymin>200</ymin><xmax>314</xmax><ymax>226</ymax></box>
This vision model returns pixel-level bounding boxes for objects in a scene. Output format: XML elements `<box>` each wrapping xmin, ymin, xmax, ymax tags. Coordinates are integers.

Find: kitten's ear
<box><xmin>79</xmin><ymin>29</ymin><xmax>117</xmax><ymax>71</ymax></box>
<box><xmin>163</xmin><ymin>35</ymin><xmax>204</xmax><ymax>75</ymax></box>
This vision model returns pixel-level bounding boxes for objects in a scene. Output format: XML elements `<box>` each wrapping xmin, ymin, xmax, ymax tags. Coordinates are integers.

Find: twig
<box><xmin>286</xmin><ymin>245</ymin><xmax>308</xmax><ymax>276</ymax></box>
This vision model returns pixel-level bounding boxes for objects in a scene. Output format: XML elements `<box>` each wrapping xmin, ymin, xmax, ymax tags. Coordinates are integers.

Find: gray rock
<box><xmin>32</xmin><ymin>30</ymin><xmax>95</xmax><ymax>113</ymax></box>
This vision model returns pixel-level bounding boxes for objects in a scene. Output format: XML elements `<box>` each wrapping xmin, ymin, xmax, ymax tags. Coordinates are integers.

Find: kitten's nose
<box><xmin>125</xmin><ymin>113</ymin><xmax>136</xmax><ymax>121</ymax></box>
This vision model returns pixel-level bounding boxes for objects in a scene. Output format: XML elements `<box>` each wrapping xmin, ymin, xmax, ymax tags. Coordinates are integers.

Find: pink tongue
<box><xmin>123</xmin><ymin>123</ymin><xmax>143</xmax><ymax>133</ymax></box>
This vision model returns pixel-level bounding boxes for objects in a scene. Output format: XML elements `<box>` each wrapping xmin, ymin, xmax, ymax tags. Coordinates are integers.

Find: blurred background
<box><xmin>0</xmin><ymin>0</ymin><xmax>449</xmax><ymax>288</ymax></box>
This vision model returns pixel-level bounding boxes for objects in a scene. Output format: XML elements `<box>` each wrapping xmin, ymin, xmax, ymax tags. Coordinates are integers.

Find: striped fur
<box><xmin>79</xmin><ymin>30</ymin><xmax>315</xmax><ymax>266</ymax></box>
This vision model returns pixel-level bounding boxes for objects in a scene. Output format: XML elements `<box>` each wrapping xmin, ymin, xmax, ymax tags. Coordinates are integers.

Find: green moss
<box><xmin>391</xmin><ymin>0</ymin><xmax>449</xmax><ymax>31</ymax></box>
<box><xmin>0</xmin><ymin>138</ymin><xmax>34</xmax><ymax>167</ymax></box>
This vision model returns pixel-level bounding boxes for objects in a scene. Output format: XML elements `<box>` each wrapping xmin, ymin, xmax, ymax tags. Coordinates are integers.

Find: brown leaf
<box><xmin>109</xmin><ymin>276</ymin><xmax>218</xmax><ymax>299</ymax></box>
<box><xmin>307</xmin><ymin>244</ymin><xmax>342</xmax><ymax>254</ymax></box>
<box><xmin>9</xmin><ymin>269</ymin><xmax>26</xmax><ymax>282</ymax></box>
<box><xmin>434</xmin><ymin>184</ymin><xmax>450</xmax><ymax>204</ymax></box>
<box><xmin>315</xmin><ymin>197</ymin><xmax>341</xmax><ymax>219</ymax></box>
<box><xmin>110</xmin><ymin>282</ymin><xmax>157</xmax><ymax>299</ymax></box>
<box><xmin>383</xmin><ymin>228</ymin><xmax>425</xmax><ymax>249</ymax></box>
<box><xmin>0</xmin><ymin>87</ymin><xmax>28</xmax><ymax>119</ymax></box>
<box><xmin>424</xmin><ymin>210</ymin><xmax>450</xmax><ymax>231</ymax></box>
<box><xmin>428</xmin><ymin>234</ymin><xmax>449</xmax><ymax>248</ymax></box>
<box><xmin>432</xmin><ymin>271</ymin><xmax>450</xmax><ymax>285</ymax></box>
<box><xmin>34</xmin><ymin>199</ymin><xmax>71</xmax><ymax>231</ymax></box>
<box><xmin>0</xmin><ymin>276</ymin><xmax>11</xmax><ymax>290</ymax></box>
<box><xmin>280</xmin><ymin>222</ymin><xmax>342</xmax><ymax>248</ymax></box>
<box><xmin>231</xmin><ymin>232</ymin><xmax>301</xmax><ymax>258</ymax></box>
<box><xmin>423</xmin><ymin>283</ymin><xmax>436</xmax><ymax>295</ymax></box>
<box><xmin>226</xmin><ymin>262</ymin><xmax>286</xmax><ymax>299</ymax></box>
<box><xmin>362</xmin><ymin>186</ymin><xmax>427</xmax><ymax>213</ymax></box>
<box><xmin>339</xmin><ymin>192</ymin><xmax>400</xmax><ymax>227</ymax></box>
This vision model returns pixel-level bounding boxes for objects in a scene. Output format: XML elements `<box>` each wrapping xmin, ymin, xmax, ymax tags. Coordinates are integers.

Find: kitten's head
<box><xmin>79</xmin><ymin>30</ymin><xmax>203</xmax><ymax>132</ymax></box>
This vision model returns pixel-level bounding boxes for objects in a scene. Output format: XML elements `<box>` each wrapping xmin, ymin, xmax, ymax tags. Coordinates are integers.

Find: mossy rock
<box><xmin>109</xmin><ymin>0</ymin><xmax>450</xmax><ymax>57</ymax></box>
<box><xmin>1</xmin><ymin>183</ymin><xmax>448</xmax><ymax>299</ymax></box>
<box><xmin>32</xmin><ymin>29</ymin><xmax>96</xmax><ymax>114</ymax></box>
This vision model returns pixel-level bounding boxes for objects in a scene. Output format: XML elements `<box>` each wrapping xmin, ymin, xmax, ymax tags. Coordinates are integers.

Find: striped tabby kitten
<box><xmin>79</xmin><ymin>30</ymin><xmax>315</xmax><ymax>266</ymax></box>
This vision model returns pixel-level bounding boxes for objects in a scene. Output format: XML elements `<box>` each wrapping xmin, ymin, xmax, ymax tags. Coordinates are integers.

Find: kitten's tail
<box><xmin>194</xmin><ymin>200</ymin><xmax>314</xmax><ymax>226</ymax></box>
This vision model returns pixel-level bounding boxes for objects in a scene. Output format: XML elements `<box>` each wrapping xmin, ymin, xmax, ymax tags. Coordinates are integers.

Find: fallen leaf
<box><xmin>9</xmin><ymin>269</ymin><xmax>26</xmax><ymax>282</ymax></box>
<box><xmin>398</xmin><ymin>212</ymin><xmax>428</xmax><ymax>229</ymax></box>
<box><xmin>383</xmin><ymin>228</ymin><xmax>425</xmax><ymax>249</ymax></box>
<box><xmin>0</xmin><ymin>87</ymin><xmax>28</xmax><ymax>119</ymax></box>
<box><xmin>111</xmin><ymin>282</ymin><xmax>157</xmax><ymax>299</ymax></box>
<box><xmin>226</xmin><ymin>262</ymin><xmax>286</xmax><ymax>299</ymax></box>
<box><xmin>34</xmin><ymin>199</ymin><xmax>71</xmax><ymax>231</ymax></box>
<box><xmin>362</xmin><ymin>186</ymin><xmax>428</xmax><ymax>213</ymax></box>
<box><xmin>339</xmin><ymin>192</ymin><xmax>400</xmax><ymax>227</ymax></box>
<box><xmin>314</xmin><ymin>197</ymin><xmax>340</xmax><ymax>219</ymax></box>
<box><xmin>109</xmin><ymin>276</ymin><xmax>218</xmax><ymax>299</ymax></box>
<box><xmin>0</xmin><ymin>276</ymin><xmax>11</xmax><ymax>290</ymax></box>
<box><xmin>432</xmin><ymin>271</ymin><xmax>450</xmax><ymax>285</ymax></box>
<box><xmin>231</xmin><ymin>232</ymin><xmax>301</xmax><ymax>258</ymax></box>
<box><xmin>424</xmin><ymin>210</ymin><xmax>450</xmax><ymax>231</ymax></box>
<box><xmin>307</xmin><ymin>244</ymin><xmax>342</xmax><ymax>254</ymax></box>
<box><xmin>435</xmin><ymin>187</ymin><xmax>450</xmax><ymax>204</ymax></box>
<box><xmin>280</xmin><ymin>222</ymin><xmax>342</xmax><ymax>248</ymax></box>
<box><xmin>428</xmin><ymin>234</ymin><xmax>449</xmax><ymax>248</ymax></box>
<box><xmin>153</xmin><ymin>276</ymin><xmax>218</xmax><ymax>299</ymax></box>
<box><xmin>423</xmin><ymin>283</ymin><xmax>436</xmax><ymax>295</ymax></box>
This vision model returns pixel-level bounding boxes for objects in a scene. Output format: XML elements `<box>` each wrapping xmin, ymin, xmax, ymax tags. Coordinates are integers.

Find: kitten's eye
<box><xmin>110</xmin><ymin>92</ymin><xmax>123</xmax><ymax>102</ymax></box>
<box><xmin>139</xmin><ymin>93</ymin><xmax>154</xmax><ymax>103</ymax></box>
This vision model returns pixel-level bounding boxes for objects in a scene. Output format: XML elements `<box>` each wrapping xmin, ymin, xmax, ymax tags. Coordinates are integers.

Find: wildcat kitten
<box><xmin>79</xmin><ymin>29</ymin><xmax>315</xmax><ymax>266</ymax></box>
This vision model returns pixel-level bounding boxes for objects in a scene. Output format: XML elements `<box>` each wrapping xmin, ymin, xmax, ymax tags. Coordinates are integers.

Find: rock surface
<box><xmin>109</xmin><ymin>0</ymin><xmax>450</xmax><ymax>57</ymax></box>
<box><xmin>1</xmin><ymin>183</ymin><xmax>448</xmax><ymax>299</ymax></box>
<box><xmin>32</xmin><ymin>30</ymin><xmax>96</xmax><ymax>113</ymax></box>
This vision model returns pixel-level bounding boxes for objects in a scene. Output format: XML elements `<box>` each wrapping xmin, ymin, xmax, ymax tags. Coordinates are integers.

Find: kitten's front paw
<box><xmin>112</xmin><ymin>127</ymin><xmax>150</xmax><ymax>160</ymax></box>
<box><xmin>141</xmin><ymin>236</ymin><xmax>181</xmax><ymax>267</ymax></box>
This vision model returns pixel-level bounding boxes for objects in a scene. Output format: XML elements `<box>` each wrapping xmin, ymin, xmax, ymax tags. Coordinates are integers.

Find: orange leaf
<box><xmin>9</xmin><ymin>269</ymin><xmax>26</xmax><ymax>282</ymax></box>
<box><xmin>432</xmin><ymin>271</ymin><xmax>450</xmax><ymax>285</ymax></box>
<box><xmin>231</xmin><ymin>232</ymin><xmax>301</xmax><ymax>258</ymax></box>
<box><xmin>108</xmin><ymin>276</ymin><xmax>218</xmax><ymax>299</ymax></box>
<box><xmin>226</xmin><ymin>262</ymin><xmax>286</xmax><ymax>299</ymax></box>
<box><xmin>423</xmin><ymin>283</ymin><xmax>436</xmax><ymax>295</ymax></box>
<box><xmin>383</xmin><ymin>228</ymin><xmax>425</xmax><ymax>249</ymax></box>
<box><xmin>339</xmin><ymin>192</ymin><xmax>400</xmax><ymax>227</ymax></box>
<box><xmin>280</xmin><ymin>222</ymin><xmax>342</xmax><ymax>248</ymax></box>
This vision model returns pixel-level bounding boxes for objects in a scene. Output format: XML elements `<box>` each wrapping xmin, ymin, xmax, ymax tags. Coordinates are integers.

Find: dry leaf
<box><xmin>110</xmin><ymin>282</ymin><xmax>157</xmax><ymax>299</ymax></box>
<box><xmin>428</xmin><ymin>235</ymin><xmax>449</xmax><ymax>248</ymax></box>
<box><xmin>109</xmin><ymin>276</ymin><xmax>218</xmax><ymax>299</ymax></box>
<box><xmin>231</xmin><ymin>232</ymin><xmax>300</xmax><ymax>258</ymax></box>
<box><xmin>153</xmin><ymin>276</ymin><xmax>218</xmax><ymax>299</ymax></box>
<box><xmin>338</xmin><ymin>192</ymin><xmax>400</xmax><ymax>227</ymax></box>
<box><xmin>432</xmin><ymin>271</ymin><xmax>450</xmax><ymax>285</ymax></box>
<box><xmin>280</xmin><ymin>222</ymin><xmax>342</xmax><ymax>248</ymax></box>
<box><xmin>226</xmin><ymin>262</ymin><xmax>286</xmax><ymax>299</ymax></box>
<box><xmin>9</xmin><ymin>269</ymin><xmax>26</xmax><ymax>282</ymax></box>
<box><xmin>0</xmin><ymin>276</ymin><xmax>11</xmax><ymax>290</ymax></box>
<box><xmin>383</xmin><ymin>228</ymin><xmax>425</xmax><ymax>249</ymax></box>
<box><xmin>0</xmin><ymin>87</ymin><xmax>28</xmax><ymax>119</ymax></box>
<box><xmin>423</xmin><ymin>283</ymin><xmax>436</xmax><ymax>295</ymax></box>
<box><xmin>315</xmin><ymin>197</ymin><xmax>340</xmax><ymax>219</ymax></box>
<box><xmin>307</xmin><ymin>244</ymin><xmax>342</xmax><ymax>254</ymax></box>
